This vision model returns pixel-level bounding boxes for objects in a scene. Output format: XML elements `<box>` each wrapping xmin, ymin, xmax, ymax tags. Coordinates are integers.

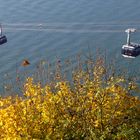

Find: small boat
<box><xmin>122</xmin><ymin>28</ymin><xmax>140</xmax><ymax>58</ymax></box>
<box><xmin>0</xmin><ymin>24</ymin><xmax>7</xmax><ymax>45</ymax></box>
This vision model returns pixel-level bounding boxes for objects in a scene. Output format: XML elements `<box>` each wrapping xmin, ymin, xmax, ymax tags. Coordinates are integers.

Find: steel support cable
<box><xmin>1</xmin><ymin>22</ymin><xmax>140</xmax><ymax>33</ymax></box>
<box><xmin>3</xmin><ymin>21</ymin><xmax>140</xmax><ymax>26</ymax></box>
<box><xmin>3</xmin><ymin>27</ymin><xmax>140</xmax><ymax>33</ymax></box>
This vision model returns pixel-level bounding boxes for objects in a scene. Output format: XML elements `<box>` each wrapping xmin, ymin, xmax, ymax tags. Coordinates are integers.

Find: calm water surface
<box><xmin>0</xmin><ymin>0</ymin><xmax>140</xmax><ymax>93</ymax></box>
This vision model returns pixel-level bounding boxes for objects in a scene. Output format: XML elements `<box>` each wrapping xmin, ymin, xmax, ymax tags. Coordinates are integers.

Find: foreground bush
<box><xmin>0</xmin><ymin>57</ymin><xmax>140</xmax><ymax>139</ymax></box>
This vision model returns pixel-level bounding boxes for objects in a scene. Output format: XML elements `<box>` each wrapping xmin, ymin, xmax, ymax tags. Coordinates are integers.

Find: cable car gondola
<box><xmin>0</xmin><ymin>24</ymin><xmax>7</xmax><ymax>45</ymax></box>
<box><xmin>122</xmin><ymin>28</ymin><xmax>140</xmax><ymax>58</ymax></box>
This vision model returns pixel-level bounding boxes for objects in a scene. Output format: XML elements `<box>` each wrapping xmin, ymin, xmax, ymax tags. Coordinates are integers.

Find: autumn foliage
<box><xmin>0</xmin><ymin>56</ymin><xmax>140</xmax><ymax>139</ymax></box>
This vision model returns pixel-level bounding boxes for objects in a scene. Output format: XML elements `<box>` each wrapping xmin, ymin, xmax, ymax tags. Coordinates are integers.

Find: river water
<box><xmin>0</xmin><ymin>0</ymin><xmax>140</xmax><ymax>93</ymax></box>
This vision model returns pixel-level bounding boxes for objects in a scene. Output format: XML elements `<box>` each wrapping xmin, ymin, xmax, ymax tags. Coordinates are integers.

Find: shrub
<box><xmin>0</xmin><ymin>56</ymin><xmax>140</xmax><ymax>139</ymax></box>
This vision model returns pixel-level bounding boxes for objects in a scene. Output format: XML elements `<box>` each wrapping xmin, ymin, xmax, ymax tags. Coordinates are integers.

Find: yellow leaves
<box><xmin>24</xmin><ymin>77</ymin><xmax>43</xmax><ymax>97</ymax></box>
<box><xmin>0</xmin><ymin>101</ymin><xmax>3</xmax><ymax>107</ymax></box>
<box><xmin>128</xmin><ymin>81</ymin><xmax>138</xmax><ymax>90</ymax></box>
<box><xmin>44</xmin><ymin>85</ymin><xmax>52</xmax><ymax>95</ymax></box>
<box><xmin>87</xmin><ymin>92</ymin><xmax>94</xmax><ymax>101</ymax></box>
<box><xmin>0</xmin><ymin>61</ymin><xmax>140</xmax><ymax>139</ymax></box>
<box><xmin>0</xmin><ymin>97</ymin><xmax>12</xmax><ymax>110</ymax></box>
<box><xmin>55</xmin><ymin>81</ymin><xmax>70</xmax><ymax>93</ymax></box>
<box><xmin>94</xmin><ymin>120</ymin><xmax>99</xmax><ymax>128</ymax></box>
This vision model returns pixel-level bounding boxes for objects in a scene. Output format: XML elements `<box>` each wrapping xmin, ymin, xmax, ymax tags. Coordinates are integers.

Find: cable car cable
<box><xmin>2</xmin><ymin>22</ymin><xmax>140</xmax><ymax>33</ymax></box>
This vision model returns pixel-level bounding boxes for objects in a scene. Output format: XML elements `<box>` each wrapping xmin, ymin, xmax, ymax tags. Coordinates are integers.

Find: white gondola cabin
<box><xmin>122</xmin><ymin>28</ymin><xmax>140</xmax><ymax>58</ymax></box>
